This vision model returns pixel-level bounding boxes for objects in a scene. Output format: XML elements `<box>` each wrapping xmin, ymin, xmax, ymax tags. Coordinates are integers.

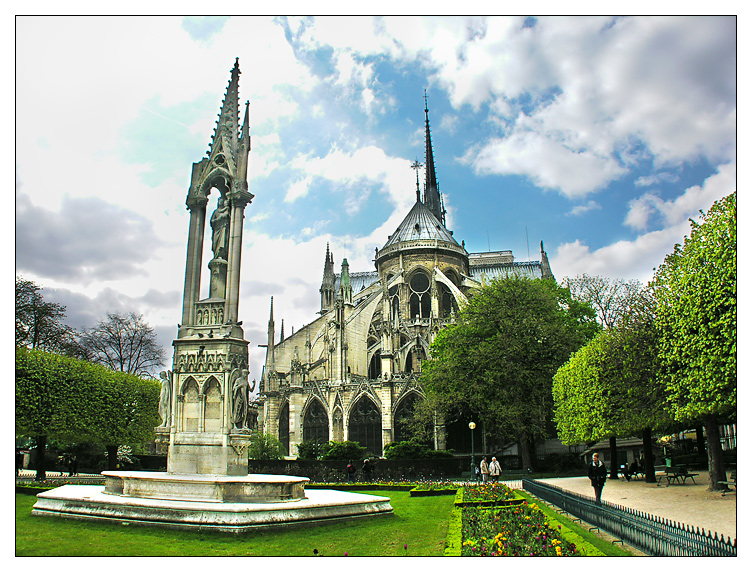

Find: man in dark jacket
<box><xmin>587</xmin><ymin>453</ymin><xmax>608</xmax><ymax>505</ymax></box>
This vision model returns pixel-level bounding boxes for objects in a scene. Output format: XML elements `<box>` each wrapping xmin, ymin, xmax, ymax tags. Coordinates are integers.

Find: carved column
<box><xmin>225</xmin><ymin>188</ymin><xmax>253</xmax><ymax>323</ymax></box>
<box><xmin>181</xmin><ymin>196</ymin><xmax>208</xmax><ymax>326</ymax></box>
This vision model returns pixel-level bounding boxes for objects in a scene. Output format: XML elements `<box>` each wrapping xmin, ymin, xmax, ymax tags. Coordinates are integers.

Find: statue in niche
<box><xmin>231</xmin><ymin>368</ymin><xmax>250</xmax><ymax>429</ymax></box>
<box><xmin>158</xmin><ymin>370</ymin><xmax>172</xmax><ymax>427</ymax></box>
<box><xmin>210</xmin><ymin>196</ymin><xmax>230</xmax><ymax>260</ymax></box>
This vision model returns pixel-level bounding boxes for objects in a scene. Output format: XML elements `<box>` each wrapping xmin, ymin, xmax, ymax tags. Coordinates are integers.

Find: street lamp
<box><xmin>469</xmin><ymin>421</ymin><xmax>476</xmax><ymax>481</ymax></box>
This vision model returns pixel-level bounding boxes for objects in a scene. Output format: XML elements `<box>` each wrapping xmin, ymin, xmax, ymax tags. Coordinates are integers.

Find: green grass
<box><xmin>16</xmin><ymin>491</ymin><xmax>455</xmax><ymax>557</ymax></box>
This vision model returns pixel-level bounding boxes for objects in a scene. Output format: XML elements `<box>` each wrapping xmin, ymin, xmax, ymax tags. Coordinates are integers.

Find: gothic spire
<box><xmin>423</xmin><ymin>91</ymin><xmax>445</xmax><ymax>226</ymax></box>
<box><xmin>209</xmin><ymin>58</ymin><xmax>241</xmax><ymax>158</ymax></box>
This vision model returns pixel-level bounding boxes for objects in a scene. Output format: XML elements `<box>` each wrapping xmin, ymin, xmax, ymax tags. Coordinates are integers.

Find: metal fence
<box><xmin>522</xmin><ymin>478</ymin><xmax>736</xmax><ymax>557</ymax></box>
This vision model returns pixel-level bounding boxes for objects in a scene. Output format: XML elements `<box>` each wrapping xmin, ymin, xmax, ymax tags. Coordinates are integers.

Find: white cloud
<box><xmin>625</xmin><ymin>162</ymin><xmax>735</xmax><ymax>231</ymax></box>
<box><xmin>555</xmin><ymin>164</ymin><xmax>736</xmax><ymax>283</ymax></box>
<box><xmin>285</xmin><ymin>176</ymin><xmax>313</xmax><ymax>203</ymax></box>
<box><xmin>465</xmin><ymin>130</ymin><xmax>626</xmax><ymax>198</ymax></box>
<box><xmin>567</xmin><ymin>200</ymin><xmax>601</xmax><ymax>217</ymax></box>
<box><xmin>296</xmin><ymin>16</ymin><xmax>735</xmax><ymax>198</ymax></box>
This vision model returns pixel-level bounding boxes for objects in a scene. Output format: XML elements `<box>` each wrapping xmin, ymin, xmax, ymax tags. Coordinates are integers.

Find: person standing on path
<box><xmin>480</xmin><ymin>457</ymin><xmax>490</xmax><ymax>483</ymax></box>
<box><xmin>489</xmin><ymin>457</ymin><xmax>502</xmax><ymax>482</ymax></box>
<box><xmin>588</xmin><ymin>452</ymin><xmax>608</xmax><ymax>505</ymax></box>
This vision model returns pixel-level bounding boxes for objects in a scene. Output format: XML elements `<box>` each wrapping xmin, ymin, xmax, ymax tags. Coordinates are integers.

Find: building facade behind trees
<box><xmin>258</xmin><ymin>100</ymin><xmax>553</xmax><ymax>457</ymax></box>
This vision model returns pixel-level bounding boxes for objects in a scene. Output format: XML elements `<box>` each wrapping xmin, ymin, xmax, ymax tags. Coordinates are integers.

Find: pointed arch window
<box><xmin>394</xmin><ymin>392</ymin><xmax>427</xmax><ymax>443</ymax></box>
<box><xmin>409</xmin><ymin>272</ymin><xmax>431</xmax><ymax>319</ymax></box>
<box><xmin>278</xmin><ymin>402</ymin><xmax>290</xmax><ymax>455</ymax></box>
<box><xmin>349</xmin><ymin>398</ymin><xmax>382</xmax><ymax>456</ymax></box>
<box><xmin>303</xmin><ymin>400</ymin><xmax>329</xmax><ymax>444</ymax></box>
<box><xmin>182</xmin><ymin>378</ymin><xmax>200</xmax><ymax>432</ymax></box>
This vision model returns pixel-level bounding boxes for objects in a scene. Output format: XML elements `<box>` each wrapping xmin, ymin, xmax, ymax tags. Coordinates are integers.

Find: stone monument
<box><xmin>31</xmin><ymin>59</ymin><xmax>392</xmax><ymax>532</ymax></box>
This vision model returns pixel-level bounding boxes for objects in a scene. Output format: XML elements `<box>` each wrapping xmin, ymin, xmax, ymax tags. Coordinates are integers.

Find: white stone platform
<box><xmin>32</xmin><ymin>483</ymin><xmax>393</xmax><ymax>533</ymax></box>
<box><xmin>101</xmin><ymin>471</ymin><xmax>309</xmax><ymax>503</ymax></box>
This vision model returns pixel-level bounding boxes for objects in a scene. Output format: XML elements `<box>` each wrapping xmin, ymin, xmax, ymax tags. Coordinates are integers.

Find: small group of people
<box><xmin>346</xmin><ymin>458</ymin><xmax>374</xmax><ymax>483</ymax></box>
<box><xmin>477</xmin><ymin>456</ymin><xmax>503</xmax><ymax>482</ymax></box>
<box><xmin>622</xmin><ymin>453</ymin><xmax>646</xmax><ymax>482</ymax></box>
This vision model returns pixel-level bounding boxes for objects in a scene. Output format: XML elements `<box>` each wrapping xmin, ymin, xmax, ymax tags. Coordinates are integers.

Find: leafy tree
<box><xmin>15</xmin><ymin>276</ymin><xmax>79</xmax><ymax>354</ymax></box>
<box><xmin>651</xmin><ymin>192</ymin><xmax>736</xmax><ymax>491</ymax></box>
<box><xmin>421</xmin><ymin>277</ymin><xmax>598</xmax><ymax>470</ymax></box>
<box><xmin>77</xmin><ymin>312</ymin><xmax>166</xmax><ymax>377</ymax></box>
<box><xmin>296</xmin><ymin>440</ymin><xmax>327</xmax><ymax>460</ymax></box>
<box><xmin>553</xmin><ymin>314</ymin><xmax>673</xmax><ymax>482</ymax></box>
<box><xmin>16</xmin><ymin>346</ymin><xmax>160</xmax><ymax>477</ymax></box>
<box><xmin>248</xmin><ymin>432</ymin><xmax>285</xmax><ymax>460</ymax></box>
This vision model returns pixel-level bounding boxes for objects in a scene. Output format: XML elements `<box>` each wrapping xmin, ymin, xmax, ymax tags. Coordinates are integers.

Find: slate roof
<box><xmin>381</xmin><ymin>200</ymin><xmax>460</xmax><ymax>249</ymax></box>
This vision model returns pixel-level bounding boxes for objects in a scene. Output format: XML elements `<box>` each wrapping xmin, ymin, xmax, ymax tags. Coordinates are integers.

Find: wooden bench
<box><xmin>719</xmin><ymin>470</ymin><xmax>736</xmax><ymax>496</ymax></box>
<box><xmin>657</xmin><ymin>465</ymin><xmax>698</xmax><ymax>486</ymax></box>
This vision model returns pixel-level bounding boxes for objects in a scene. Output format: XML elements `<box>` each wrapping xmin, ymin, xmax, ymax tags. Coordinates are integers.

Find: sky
<box><xmin>14</xmin><ymin>14</ymin><xmax>739</xmax><ymax>387</ymax></box>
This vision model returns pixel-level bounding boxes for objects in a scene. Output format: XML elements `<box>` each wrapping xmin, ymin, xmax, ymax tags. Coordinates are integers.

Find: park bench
<box><xmin>719</xmin><ymin>470</ymin><xmax>736</xmax><ymax>496</ymax></box>
<box><xmin>656</xmin><ymin>465</ymin><xmax>698</xmax><ymax>486</ymax></box>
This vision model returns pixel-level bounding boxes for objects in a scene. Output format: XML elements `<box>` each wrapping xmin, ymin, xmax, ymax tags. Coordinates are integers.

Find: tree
<box><xmin>16</xmin><ymin>346</ymin><xmax>160</xmax><ymax>477</ymax></box>
<box><xmin>565</xmin><ymin>274</ymin><xmax>654</xmax><ymax>477</ymax></box>
<box><xmin>651</xmin><ymin>192</ymin><xmax>736</xmax><ymax>491</ymax></box>
<box><xmin>248</xmin><ymin>433</ymin><xmax>285</xmax><ymax>460</ymax></box>
<box><xmin>566</xmin><ymin>274</ymin><xmax>648</xmax><ymax>329</ymax></box>
<box><xmin>553</xmin><ymin>314</ymin><xmax>673</xmax><ymax>482</ymax></box>
<box><xmin>15</xmin><ymin>276</ymin><xmax>78</xmax><ymax>354</ymax></box>
<box><xmin>78</xmin><ymin>312</ymin><xmax>166</xmax><ymax>377</ymax></box>
<box><xmin>420</xmin><ymin>277</ymin><xmax>598</xmax><ymax>470</ymax></box>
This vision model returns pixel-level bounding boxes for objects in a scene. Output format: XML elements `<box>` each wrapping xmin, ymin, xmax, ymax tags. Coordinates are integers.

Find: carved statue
<box><xmin>231</xmin><ymin>368</ymin><xmax>250</xmax><ymax>429</ymax></box>
<box><xmin>158</xmin><ymin>370</ymin><xmax>172</xmax><ymax>427</ymax></box>
<box><xmin>210</xmin><ymin>196</ymin><xmax>230</xmax><ymax>260</ymax></box>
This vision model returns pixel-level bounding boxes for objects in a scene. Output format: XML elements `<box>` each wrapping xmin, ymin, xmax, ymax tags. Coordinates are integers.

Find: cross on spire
<box><xmin>411</xmin><ymin>159</ymin><xmax>423</xmax><ymax>202</ymax></box>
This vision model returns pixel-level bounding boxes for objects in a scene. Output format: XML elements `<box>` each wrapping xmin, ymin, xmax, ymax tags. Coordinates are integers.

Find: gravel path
<box><xmin>534</xmin><ymin>472</ymin><xmax>736</xmax><ymax>541</ymax></box>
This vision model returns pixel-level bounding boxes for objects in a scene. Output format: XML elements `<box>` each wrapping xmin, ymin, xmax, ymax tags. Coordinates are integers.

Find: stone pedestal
<box><xmin>208</xmin><ymin>258</ymin><xmax>228</xmax><ymax>299</ymax></box>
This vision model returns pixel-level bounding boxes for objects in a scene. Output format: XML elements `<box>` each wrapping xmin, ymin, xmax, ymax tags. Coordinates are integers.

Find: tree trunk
<box><xmin>519</xmin><ymin>433</ymin><xmax>533</xmax><ymax>471</ymax></box>
<box><xmin>704</xmin><ymin>415</ymin><xmax>727</xmax><ymax>491</ymax></box>
<box><xmin>695</xmin><ymin>424</ymin><xmax>706</xmax><ymax>456</ymax></box>
<box><xmin>33</xmin><ymin>435</ymin><xmax>47</xmax><ymax>481</ymax></box>
<box><xmin>106</xmin><ymin>445</ymin><xmax>119</xmax><ymax>471</ymax></box>
<box><xmin>608</xmin><ymin>436</ymin><xmax>619</xmax><ymax>479</ymax></box>
<box><xmin>642</xmin><ymin>427</ymin><xmax>656</xmax><ymax>483</ymax></box>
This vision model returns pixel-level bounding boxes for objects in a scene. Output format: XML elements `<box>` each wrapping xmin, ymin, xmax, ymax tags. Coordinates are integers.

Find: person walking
<box><xmin>588</xmin><ymin>452</ymin><xmax>608</xmax><ymax>505</ymax></box>
<box><xmin>489</xmin><ymin>457</ymin><xmax>502</xmax><ymax>482</ymax></box>
<box><xmin>480</xmin><ymin>457</ymin><xmax>490</xmax><ymax>483</ymax></box>
<box><xmin>346</xmin><ymin>461</ymin><xmax>356</xmax><ymax>483</ymax></box>
<box><xmin>362</xmin><ymin>458</ymin><xmax>374</xmax><ymax>482</ymax></box>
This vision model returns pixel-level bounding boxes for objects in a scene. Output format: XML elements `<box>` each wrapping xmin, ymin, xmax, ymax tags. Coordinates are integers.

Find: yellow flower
<box><xmin>556</xmin><ymin>546</ymin><xmax>562</xmax><ymax>556</ymax></box>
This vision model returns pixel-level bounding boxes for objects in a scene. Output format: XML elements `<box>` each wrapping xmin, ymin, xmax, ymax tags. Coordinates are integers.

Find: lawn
<box><xmin>16</xmin><ymin>490</ymin><xmax>455</xmax><ymax>557</ymax></box>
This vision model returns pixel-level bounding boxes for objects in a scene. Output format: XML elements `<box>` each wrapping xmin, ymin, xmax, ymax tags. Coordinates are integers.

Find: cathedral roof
<box><xmin>381</xmin><ymin>200</ymin><xmax>460</xmax><ymax>250</ymax></box>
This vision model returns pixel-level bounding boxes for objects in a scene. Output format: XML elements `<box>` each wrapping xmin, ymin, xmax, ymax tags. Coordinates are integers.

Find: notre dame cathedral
<box><xmin>257</xmin><ymin>99</ymin><xmax>553</xmax><ymax>458</ymax></box>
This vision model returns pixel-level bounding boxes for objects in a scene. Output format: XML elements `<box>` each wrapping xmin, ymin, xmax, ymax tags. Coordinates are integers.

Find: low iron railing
<box><xmin>522</xmin><ymin>478</ymin><xmax>736</xmax><ymax>557</ymax></box>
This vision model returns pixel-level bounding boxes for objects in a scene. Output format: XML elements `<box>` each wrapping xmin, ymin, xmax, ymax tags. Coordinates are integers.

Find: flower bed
<box><xmin>461</xmin><ymin>500</ymin><xmax>580</xmax><ymax>556</ymax></box>
<box><xmin>456</xmin><ymin>482</ymin><xmax>523</xmax><ymax>507</ymax></box>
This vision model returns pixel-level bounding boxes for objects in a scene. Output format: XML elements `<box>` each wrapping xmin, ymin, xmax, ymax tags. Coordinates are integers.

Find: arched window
<box><xmin>438</xmin><ymin>284</ymin><xmax>457</xmax><ymax>318</ymax></box>
<box><xmin>204</xmin><ymin>377</ymin><xmax>222</xmax><ymax>432</ymax></box>
<box><xmin>409</xmin><ymin>272</ymin><xmax>431</xmax><ymax>319</ymax></box>
<box><xmin>349</xmin><ymin>398</ymin><xmax>382</xmax><ymax>456</ymax></box>
<box><xmin>278</xmin><ymin>402</ymin><xmax>290</xmax><ymax>455</ymax></box>
<box><xmin>389</xmin><ymin>284</ymin><xmax>400</xmax><ymax>320</ymax></box>
<box><xmin>182</xmin><ymin>378</ymin><xmax>200</xmax><ymax>432</ymax></box>
<box><xmin>303</xmin><ymin>400</ymin><xmax>329</xmax><ymax>444</ymax></box>
<box><xmin>368</xmin><ymin>350</ymin><xmax>382</xmax><ymax>379</ymax></box>
<box><xmin>394</xmin><ymin>392</ymin><xmax>427</xmax><ymax>443</ymax></box>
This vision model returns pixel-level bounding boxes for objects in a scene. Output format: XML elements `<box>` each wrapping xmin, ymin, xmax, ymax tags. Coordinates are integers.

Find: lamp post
<box><xmin>469</xmin><ymin>421</ymin><xmax>476</xmax><ymax>481</ymax></box>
